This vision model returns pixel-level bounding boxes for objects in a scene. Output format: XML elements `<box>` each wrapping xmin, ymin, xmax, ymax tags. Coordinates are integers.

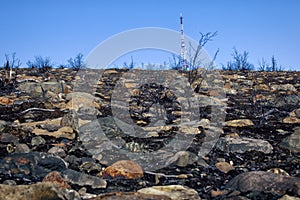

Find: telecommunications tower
<box><xmin>180</xmin><ymin>13</ymin><xmax>188</xmax><ymax>70</ymax></box>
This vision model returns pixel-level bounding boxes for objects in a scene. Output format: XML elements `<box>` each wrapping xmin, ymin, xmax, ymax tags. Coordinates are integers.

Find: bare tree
<box><xmin>170</xmin><ymin>31</ymin><xmax>219</xmax><ymax>72</ymax></box>
<box><xmin>258</xmin><ymin>56</ymin><xmax>282</xmax><ymax>71</ymax></box>
<box><xmin>4</xmin><ymin>52</ymin><xmax>21</xmax><ymax>81</ymax></box>
<box><xmin>269</xmin><ymin>55</ymin><xmax>283</xmax><ymax>71</ymax></box>
<box><xmin>123</xmin><ymin>56</ymin><xmax>135</xmax><ymax>69</ymax></box>
<box><xmin>223</xmin><ymin>48</ymin><xmax>254</xmax><ymax>70</ymax></box>
<box><xmin>271</xmin><ymin>55</ymin><xmax>277</xmax><ymax>71</ymax></box>
<box><xmin>169</xmin><ymin>54</ymin><xmax>181</xmax><ymax>70</ymax></box>
<box><xmin>67</xmin><ymin>53</ymin><xmax>86</xmax><ymax>70</ymax></box>
<box><xmin>27</xmin><ymin>56</ymin><xmax>53</xmax><ymax>70</ymax></box>
<box><xmin>258</xmin><ymin>58</ymin><xmax>269</xmax><ymax>71</ymax></box>
<box><xmin>188</xmin><ymin>31</ymin><xmax>218</xmax><ymax>71</ymax></box>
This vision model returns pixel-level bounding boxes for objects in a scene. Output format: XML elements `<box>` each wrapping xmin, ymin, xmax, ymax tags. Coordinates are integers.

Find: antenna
<box><xmin>180</xmin><ymin>13</ymin><xmax>188</xmax><ymax>70</ymax></box>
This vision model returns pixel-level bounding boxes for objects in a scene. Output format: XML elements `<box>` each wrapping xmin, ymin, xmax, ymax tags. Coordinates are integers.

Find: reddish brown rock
<box><xmin>102</xmin><ymin>160</ymin><xmax>143</xmax><ymax>179</ymax></box>
<box><xmin>43</xmin><ymin>171</ymin><xmax>70</xmax><ymax>189</ymax></box>
<box><xmin>0</xmin><ymin>97</ymin><xmax>14</xmax><ymax>106</ymax></box>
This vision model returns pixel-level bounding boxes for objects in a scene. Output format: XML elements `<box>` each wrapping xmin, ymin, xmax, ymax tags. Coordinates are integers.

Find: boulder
<box><xmin>138</xmin><ymin>185</ymin><xmax>201</xmax><ymax>200</ymax></box>
<box><xmin>280</xmin><ymin>127</ymin><xmax>300</xmax><ymax>152</ymax></box>
<box><xmin>226</xmin><ymin>171</ymin><xmax>300</xmax><ymax>196</ymax></box>
<box><xmin>0</xmin><ymin>182</ymin><xmax>66</xmax><ymax>200</ymax></box>
<box><xmin>216</xmin><ymin>137</ymin><xmax>273</xmax><ymax>154</ymax></box>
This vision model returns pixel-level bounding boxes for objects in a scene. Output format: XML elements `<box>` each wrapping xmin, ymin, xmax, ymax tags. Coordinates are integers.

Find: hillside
<box><xmin>0</xmin><ymin>68</ymin><xmax>299</xmax><ymax>200</ymax></box>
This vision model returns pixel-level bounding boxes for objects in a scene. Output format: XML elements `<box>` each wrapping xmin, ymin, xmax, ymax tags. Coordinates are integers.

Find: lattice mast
<box><xmin>180</xmin><ymin>13</ymin><xmax>188</xmax><ymax>70</ymax></box>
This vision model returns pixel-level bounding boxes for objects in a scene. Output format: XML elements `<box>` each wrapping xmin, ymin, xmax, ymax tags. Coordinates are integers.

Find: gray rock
<box><xmin>295</xmin><ymin>109</ymin><xmax>300</xmax><ymax>118</ymax></box>
<box><xmin>216</xmin><ymin>137</ymin><xmax>273</xmax><ymax>154</ymax></box>
<box><xmin>38</xmin><ymin>123</ymin><xmax>61</xmax><ymax>132</ymax></box>
<box><xmin>271</xmin><ymin>95</ymin><xmax>300</xmax><ymax>107</ymax></box>
<box><xmin>61</xmin><ymin>169</ymin><xmax>107</xmax><ymax>189</ymax></box>
<box><xmin>0</xmin><ymin>133</ymin><xmax>19</xmax><ymax>144</ymax></box>
<box><xmin>64</xmin><ymin>189</ymin><xmax>81</xmax><ymax>200</ymax></box>
<box><xmin>61</xmin><ymin>110</ymin><xmax>79</xmax><ymax>131</ymax></box>
<box><xmin>77</xmin><ymin>106</ymin><xmax>100</xmax><ymax>120</ymax></box>
<box><xmin>0</xmin><ymin>120</ymin><xmax>7</xmax><ymax>132</ymax></box>
<box><xmin>48</xmin><ymin>146</ymin><xmax>66</xmax><ymax>157</ymax></box>
<box><xmin>2</xmin><ymin>180</ymin><xmax>16</xmax><ymax>185</ymax></box>
<box><xmin>226</xmin><ymin>171</ymin><xmax>300</xmax><ymax>196</ymax></box>
<box><xmin>31</xmin><ymin>136</ymin><xmax>46</xmax><ymax>146</ymax></box>
<box><xmin>166</xmin><ymin>151</ymin><xmax>190</xmax><ymax>167</ymax></box>
<box><xmin>280</xmin><ymin>127</ymin><xmax>300</xmax><ymax>152</ymax></box>
<box><xmin>79</xmin><ymin>161</ymin><xmax>102</xmax><ymax>174</ymax></box>
<box><xmin>15</xmin><ymin>143</ymin><xmax>31</xmax><ymax>153</ymax></box>
<box><xmin>18</xmin><ymin>81</ymin><xmax>66</xmax><ymax>99</ymax></box>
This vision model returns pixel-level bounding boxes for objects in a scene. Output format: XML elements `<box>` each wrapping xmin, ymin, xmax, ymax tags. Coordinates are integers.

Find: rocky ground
<box><xmin>0</xmin><ymin>67</ymin><xmax>299</xmax><ymax>200</ymax></box>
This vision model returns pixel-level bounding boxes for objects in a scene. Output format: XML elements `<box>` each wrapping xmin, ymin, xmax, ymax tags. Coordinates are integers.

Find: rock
<box><xmin>0</xmin><ymin>152</ymin><xmax>67</xmax><ymax>181</ymax></box>
<box><xmin>226</xmin><ymin>171</ymin><xmax>300</xmax><ymax>196</ymax></box>
<box><xmin>267</xmin><ymin>168</ymin><xmax>290</xmax><ymax>176</ymax></box>
<box><xmin>0</xmin><ymin>120</ymin><xmax>7</xmax><ymax>132</ymax></box>
<box><xmin>2</xmin><ymin>180</ymin><xmax>17</xmax><ymax>185</ymax></box>
<box><xmin>38</xmin><ymin>123</ymin><xmax>61</xmax><ymax>132</ymax></box>
<box><xmin>48</xmin><ymin>146</ymin><xmax>66</xmax><ymax>157</ymax></box>
<box><xmin>216</xmin><ymin>137</ymin><xmax>273</xmax><ymax>154</ymax></box>
<box><xmin>166</xmin><ymin>151</ymin><xmax>190</xmax><ymax>167</ymax></box>
<box><xmin>224</xmin><ymin>119</ymin><xmax>254</xmax><ymax>127</ymax></box>
<box><xmin>32</xmin><ymin>126</ymin><xmax>75</xmax><ymax>140</ymax></box>
<box><xmin>215</xmin><ymin>161</ymin><xmax>235</xmax><ymax>173</ymax></box>
<box><xmin>31</xmin><ymin>136</ymin><xmax>46</xmax><ymax>146</ymax></box>
<box><xmin>43</xmin><ymin>171</ymin><xmax>70</xmax><ymax>189</ymax></box>
<box><xmin>271</xmin><ymin>84</ymin><xmax>297</xmax><ymax>91</ymax></box>
<box><xmin>77</xmin><ymin>106</ymin><xmax>100</xmax><ymax>120</ymax></box>
<box><xmin>0</xmin><ymin>132</ymin><xmax>19</xmax><ymax>144</ymax></box>
<box><xmin>90</xmin><ymin>192</ymin><xmax>172</xmax><ymax>200</ymax></box>
<box><xmin>283</xmin><ymin>117</ymin><xmax>300</xmax><ymax>124</ymax></box>
<box><xmin>79</xmin><ymin>161</ymin><xmax>102</xmax><ymax>174</ymax></box>
<box><xmin>18</xmin><ymin>81</ymin><xmax>67</xmax><ymax>98</ymax></box>
<box><xmin>21</xmin><ymin>117</ymin><xmax>62</xmax><ymax>132</ymax></box>
<box><xmin>102</xmin><ymin>160</ymin><xmax>143</xmax><ymax>179</ymax></box>
<box><xmin>210</xmin><ymin>189</ymin><xmax>228</xmax><ymax>198</ymax></box>
<box><xmin>138</xmin><ymin>185</ymin><xmax>201</xmax><ymax>200</ymax></box>
<box><xmin>0</xmin><ymin>97</ymin><xmax>14</xmax><ymax>106</ymax></box>
<box><xmin>295</xmin><ymin>109</ymin><xmax>300</xmax><ymax>118</ymax></box>
<box><xmin>61</xmin><ymin>169</ymin><xmax>107</xmax><ymax>189</ymax></box>
<box><xmin>179</xmin><ymin>125</ymin><xmax>201</xmax><ymax>134</ymax></box>
<box><xmin>16</xmin><ymin>75</ymin><xmax>42</xmax><ymax>83</ymax></box>
<box><xmin>66</xmin><ymin>92</ymin><xmax>97</xmax><ymax>111</ymax></box>
<box><xmin>0</xmin><ymin>182</ymin><xmax>66</xmax><ymax>200</ymax></box>
<box><xmin>271</xmin><ymin>94</ymin><xmax>300</xmax><ymax>108</ymax></box>
<box><xmin>280</xmin><ymin>127</ymin><xmax>300</xmax><ymax>152</ymax></box>
<box><xmin>14</xmin><ymin>143</ymin><xmax>31</xmax><ymax>153</ymax></box>
<box><xmin>254</xmin><ymin>84</ymin><xmax>270</xmax><ymax>91</ymax></box>
<box><xmin>60</xmin><ymin>110</ymin><xmax>79</xmax><ymax>131</ymax></box>
<box><xmin>279</xmin><ymin>195</ymin><xmax>300</xmax><ymax>200</ymax></box>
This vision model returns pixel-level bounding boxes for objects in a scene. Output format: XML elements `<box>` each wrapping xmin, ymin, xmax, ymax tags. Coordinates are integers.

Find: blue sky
<box><xmin>0</xmin><ymin>0</ymin><xmax>300</xmax><ymax>70</ymax></box>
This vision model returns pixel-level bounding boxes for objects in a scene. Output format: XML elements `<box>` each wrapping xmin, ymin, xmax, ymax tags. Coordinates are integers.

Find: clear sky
<box><xmin>1</xmin><ymin>0</ymin><xmax>300</xmax><ymax>70</ymax></box>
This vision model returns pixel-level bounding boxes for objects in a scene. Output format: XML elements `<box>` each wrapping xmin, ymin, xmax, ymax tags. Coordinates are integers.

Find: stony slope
<box><xmin>0</xmin><ymin>68</ymin><xmax>299</xmax><ymax>200</ymax></box>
